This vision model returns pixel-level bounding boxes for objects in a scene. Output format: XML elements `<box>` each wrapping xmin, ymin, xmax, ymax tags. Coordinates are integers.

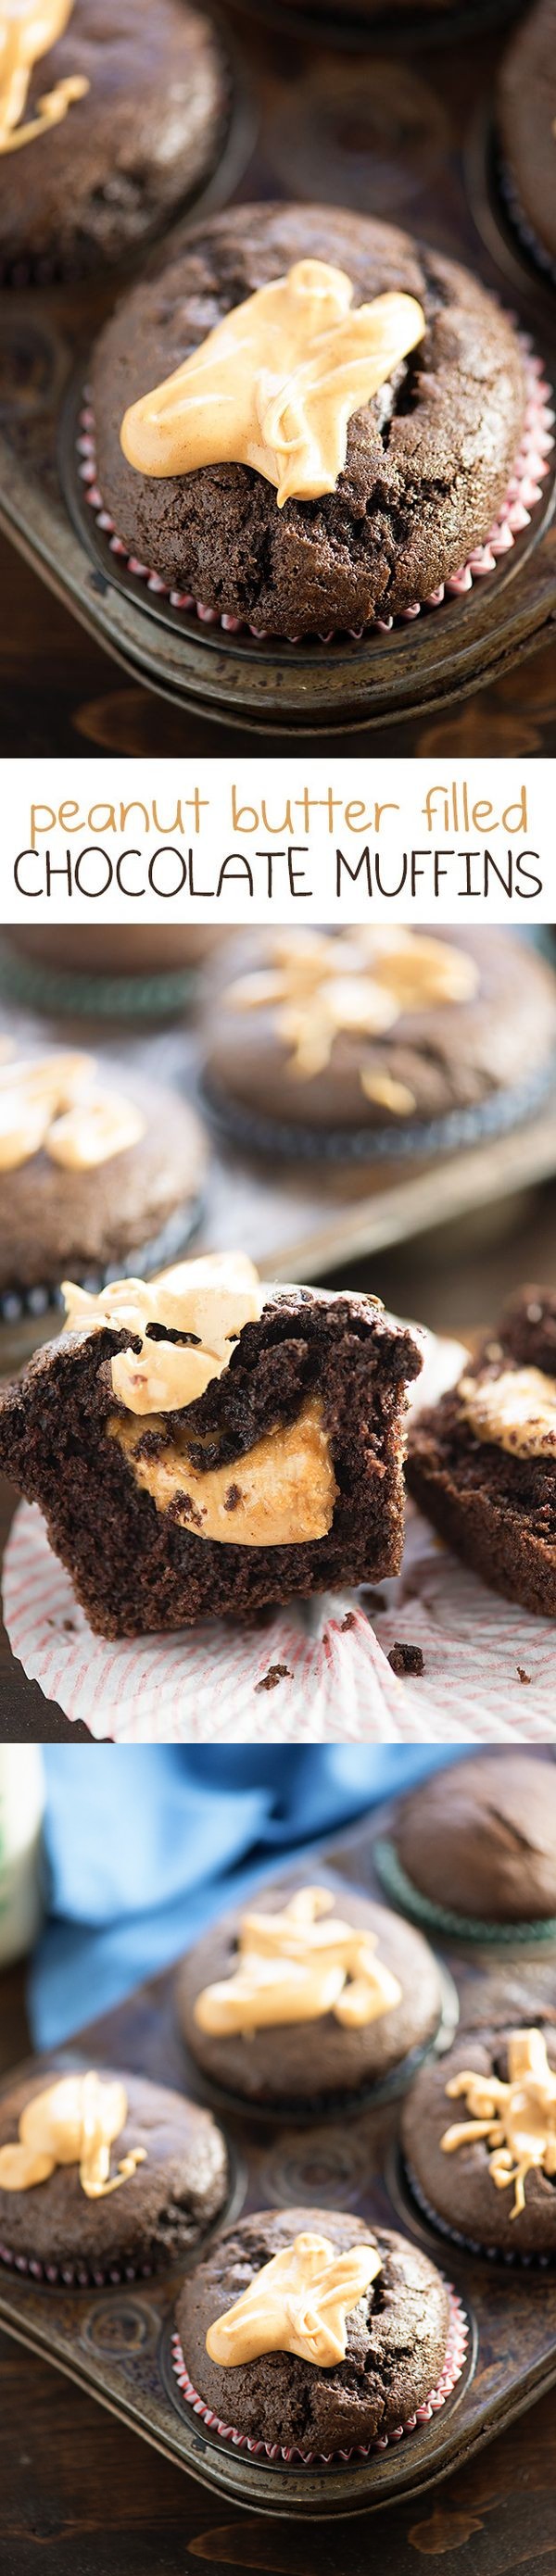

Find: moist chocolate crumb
<box><xmin>224</xmin><ymin>1483</ymin><xmax>242</xmax><ymax>1511</ymax></box>
<box><xmin>518</xmin><ymin>1668</ymin><xmax>532</xmax><ymax>1685</ymax></box>
<box><xmin>255</xmin><ymin>1664</ymin><xmax>291</xmax><ymax>1692</ymax></box>
<box><xmin>408</xmin><ymin>1286</ymin><xmax>556</xmax><ymax>1619</ymax></box>
<box><xmin>388</xmin><ymin>1641</ymin><xmax>424</xmax><ymax>1676</ymax></box>
<box><xmin>340</xmin><ymin>1611</ymin><xmax>357</xmax><ymax>1632</ymax></box>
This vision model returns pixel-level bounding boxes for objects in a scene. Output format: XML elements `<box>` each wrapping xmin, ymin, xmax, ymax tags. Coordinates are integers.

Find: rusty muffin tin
<box><xmin>0</xmin><ymin>8</ymin><xmax>555</xmax><ymax>732</ymax></box>
<box><xmin>1</xmin><ymin>1814</ymin><xmax>556</xmax><ymax>2519</ymax></box>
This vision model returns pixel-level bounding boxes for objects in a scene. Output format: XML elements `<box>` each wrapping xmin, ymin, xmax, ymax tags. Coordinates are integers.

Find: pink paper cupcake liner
<box><xmin>77</xmin><ymin>337</ymin><xmax>553</xmax><ymax>644</ymax></box>
<box><xmin>171</xmin><ymin>2281</ymin><xmax>468</xmax><ymax>2462</ymax></box>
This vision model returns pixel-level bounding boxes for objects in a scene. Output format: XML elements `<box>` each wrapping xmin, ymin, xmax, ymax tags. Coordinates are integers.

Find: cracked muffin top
<box><xmin>0</xmin><ymin>2067</ymin><xmax>229</xmax><ymax>2278</ymax></box>
<box><xmin>91</xmin><ymin>201</ymin><xmax>527</xmax><ymax>638</ymax></box>
<box><xmin>175</xmin><ymin>2207</ymin><xmax>453</xmax><ymax>2451</ymax></box>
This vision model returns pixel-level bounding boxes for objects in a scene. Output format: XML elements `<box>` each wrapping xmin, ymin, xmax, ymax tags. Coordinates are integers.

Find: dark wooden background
<box><xmin>1</xmin><ymin>3</ymin><xmax>554</xmax><ymax>755</ymax></box>
<box><xmin>2</xmin><ymin>1954</ymin><xmax>556</xmax><ymax>2576</ymax></box>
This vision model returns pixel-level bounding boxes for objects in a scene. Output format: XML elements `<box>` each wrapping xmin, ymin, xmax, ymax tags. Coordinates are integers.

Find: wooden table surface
<box><xmin>1</xmin><ymin>1957</ymin><xmax>555</xmax><ymax>2576</ymax></box>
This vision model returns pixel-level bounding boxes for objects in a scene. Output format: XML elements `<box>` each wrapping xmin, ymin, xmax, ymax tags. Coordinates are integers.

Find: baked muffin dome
<box><xmin>0</xmin><ymin>2067</ymin><xmax>229</xmax><ymax>2280</ymax></box>
<box><xmin>92</xmin><ymin>201</ymin><xmax>527</xmax><ymax>639</ymax></box>
<box><xmin>401</xmin><ymin>2024</ymin><xmax>556</xmax><ymax>2256</ymax></box>
<box><xmin>0</xmin><ymin>1044</ymin><xmax>206</xmax><ymax>1292</ymax></box>
<box><xmin>201</xmin><ymin>927</ymin><xmax>556</xmax><ymax>1150</ymax></box>
<box><xmin>394</xmin><ymin>1753</ymin><xmax>556</xmax><ymax>1925</ymax></box>
<box><xmin>0</xmin><ymin>0</ymin><xmax>227</xmax><ymax>282</ymax></box>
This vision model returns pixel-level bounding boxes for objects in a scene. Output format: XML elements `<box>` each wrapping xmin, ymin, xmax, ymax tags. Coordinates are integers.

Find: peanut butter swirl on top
<box><xmin>120</xmin><ymin>260</ymin><xmax>425</xmax><ymax>508</ymax></box>
<box><xmin>0</xmin><ymin>1</ymin><xmax>88</xmax><ymax>157</ymax></box>
<box><xmin>441</xmin><ymin>2029</ymin><xmax>556</xmax><ymax>2220</ymax></box>
<box><xmin>206</xmin><ymin>2230</ymin><xmax>382</xmax><ymax>2369</ymax></box>
<box><xmin>0</xmin><ymin>1051</ymin><xmax>145</xmax><ymax>1172</ymax></box>
<box><xmin>0</xmin><ymin>2071</ymin><xmax>145</xmax><ymax>2198</ymax></box>
<box><xmin>223</xmin><ymin>928</ymin><xmax>480</xmax><ymax>1107</ymax></box>
<box><xmin>458</xmin><ymin>1366</ymin><xmax>556</xmax><ymax>1459</ymax></box>
<box><xmin>194</xmin><ymin>1885</ymin><xmax>403</xmax><ymax>2037</ymax></box>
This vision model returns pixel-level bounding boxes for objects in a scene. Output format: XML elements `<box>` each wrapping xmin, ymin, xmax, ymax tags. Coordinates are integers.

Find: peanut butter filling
<box><xmin>206</xmin><ymin>2229</ymin><xmax>382</xmax><ymax>2369</ymax></box>
<box><xmin>459</xmin><ymin>1366</ymin><xmax>556</xmax><ymax>1458</ymax></box>
<box><xmin>0</xmin><ymin>1051</ymin><xmax>145</xmax><ymax>1171</ymax></box>
<box><xmin>441</xmin><ymin>2029</ymin><xmax>556</xmax><ymax>2219</ymax></box>
<box><xmin>194</xmin><ymin>1885</ymin><xmax>402</xmax><ymax>2035</ymax></box>
<box><xmin>120</xmin><ymin>261</ymin><xmax>425</xmax><ymax>508</ymax></box>
<box><xmin>108</xmin><ymin>1395</ymin><xmax>336</xmax><ymax>1549</ymax></box>
<box><xmin>0</xmin><ymin>1</ymin><xmax>88</xmax><ymax>156</ymax></box>
<box><xmin>224</xmin><ymin>928</ymin><xmax>480</xmax><ymax>1100</ymax></box>
<box><xmin>0</xmin><ymin>2071</ymin><xmax>145</xmax><ymax>2198</ymax></box>
<box><xmin>63</xmin><ymin>1253</ymin><xmax>264</xmax><ymax>1415</ymax></box>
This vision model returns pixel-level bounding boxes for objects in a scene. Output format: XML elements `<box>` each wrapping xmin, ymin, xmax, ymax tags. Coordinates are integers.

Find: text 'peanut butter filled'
<box><xmin>120</xmin><ymin>261</ymin><xmax>425</xmax><ymax>506</ymax></box>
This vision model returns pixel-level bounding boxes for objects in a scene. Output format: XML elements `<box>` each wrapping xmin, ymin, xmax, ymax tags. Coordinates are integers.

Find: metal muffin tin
<box><xmin>1</xmin><ymin>1815</ymin><xmax>556</xmax><ymax>2519</ymax></box>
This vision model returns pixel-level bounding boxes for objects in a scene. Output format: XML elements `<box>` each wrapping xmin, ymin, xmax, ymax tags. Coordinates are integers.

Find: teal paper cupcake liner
<box><xmin>0</xmin><ymin>950</ymin><xmax>200</xmax><ymax>1023</ymax></box>
<box><xmin>373</xmin><ymin>1837</ymin><xmax>556</xmax><ymax>1947</ymax></box>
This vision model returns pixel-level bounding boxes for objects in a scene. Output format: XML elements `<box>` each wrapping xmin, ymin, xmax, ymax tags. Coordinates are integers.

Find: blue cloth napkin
<box><xmin>30</xmin><ymin>1745</ymin><xmax>463</xmax><ymax>2049</ymax></box>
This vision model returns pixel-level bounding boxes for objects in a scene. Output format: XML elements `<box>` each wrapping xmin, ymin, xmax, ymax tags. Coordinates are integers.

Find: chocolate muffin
<box><xmin>201</xmin><ymin>927</ymin><xmax>556</xmax><ymax>1160</ymax></box>
<box><xmin>407</xmin><ymin>1287</ymin><xmax>556</xmax><ymax>1619</ymax></box>
<box><xmin>0</xmin><ymin>0</ymin><xmax>227</xmax><ymax>283</ymax></box>
<box><xmin>392</xmin><ymin>1753</ymin><xmax>556</xmax><ymax>1928</ymax></box>
<box><xmin>498</xmin><ymin>0</ymin><xmax>556</xmax><ymax>279</ymax></box>
<box><xmin>91</xmin><ymin>201</ymin><xmax>529</xmax><ymax>639</ymax></box>
<box><xmin>0</xmin><ymin>1263</ymin><xmax>422</xmax><ymax>1635</ymax></box>
<box><xmin>402</xmin><ymin>2024</ymin><xmax>556</xmax><ymax>2257</ymax></box>
<box><xmin>177</xmin><ymin>1875</ymin><xmax>444</xmax><ymax>2105</ymax></box>
<box><xmin>0</xmin><ymin>2065</ymin><xmax>229</xmax><ymax>2282</ymax></box>
<box><xmin>0</xmin><ymin>1044</ymin><xmax>206</xmax><ymax>1305</ymax></box>
<box><xmin>173</xmin><ymin>2208</ymin><xmax>461</xmax><ymax>2457</ymax></box>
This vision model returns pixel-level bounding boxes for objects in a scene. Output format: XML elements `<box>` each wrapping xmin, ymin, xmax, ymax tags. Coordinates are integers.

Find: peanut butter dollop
<box><xmin>0</xmin><ymin>2071</ymin><xmax>145</xmax><ymax>2198</ymax></box>
<box><xmin>120</xmin><ymin>261</ymin><xmax>425</xmax><ymax>508</ymax></box>
<box><xmin>459</xmin><ymin>1365</ymin><xmax>556</xmax><ymax>1458</ymax></box>
<box><xmin>0</xmin><ymin>0</ymin><xmax>88</xmax><ymax>156</ymax></box>
<box><xmin>0</xmin><ymin>1051</ymin><xmax>145</xmax><ymax>1172</ymax></box>
<box><xmin>194</xmin><ymin>1885</ymin><xmax>402</xmax><ymax>2035</ymax></box>
<box><xmin>206</xmin><ymin>2229</ymin><xmax>382</xmax><ymax>2369</ymax></box>
<box><xmin>108</xmin><ymin>1395</ymin><xmax>336</xmax><ymax>1548</ymax></box>
<box><xmin>441</xmin><ymin>2029</ymin><xmax>556</xmax><ymax>2220</ymax></box>
<box><xmin>63</xmin><ymin>1252</ymin><xmax>263</xmax><ymax>1415</ymax></box>
<box><xmin>225</xmin><ymin>928</ymin><xmax>480</xmax><ymax>1094</ymax></box>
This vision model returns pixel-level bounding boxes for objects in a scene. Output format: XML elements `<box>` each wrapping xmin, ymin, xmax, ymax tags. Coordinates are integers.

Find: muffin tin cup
<box><xmin>169</xmin><ymin>2281</ymin><xmax>469</xmax><ymax>2465</ymax></box>
<box><xmin>0</xmin><ymin>1193</ymin><xmax>206</xmax><ymax>1332</ymax></box>
<box><xmin>181</xmin><ymin>1958</ymin><xmax>460</xmax><ymax>2130</ymax></box>
<box><xmin>200</xmin><ymin>1054</ymin><xmax>556</xmax><ymax>1171</ymax></box>
<box><xmin>373</xmin><ymin>1837</ymin><xmax>556</xmax><ymax>1950</ymax></box>
<box><xmin>398</xmin><ymin>2152</ymin><xmax>556</xmax><ymax>2272</ymax></box>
